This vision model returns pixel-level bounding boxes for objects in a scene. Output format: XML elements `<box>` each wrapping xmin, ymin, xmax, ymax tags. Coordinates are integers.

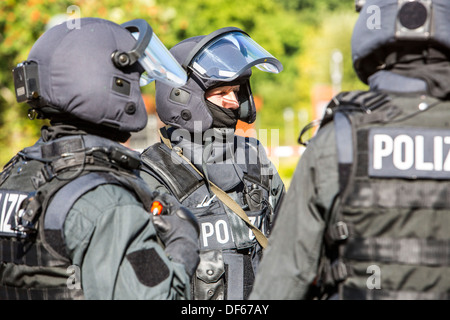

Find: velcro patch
<box><xmin>126</xmin><ymin>248</ymin><xmax>170</xmax><ymax>287</ymax></box>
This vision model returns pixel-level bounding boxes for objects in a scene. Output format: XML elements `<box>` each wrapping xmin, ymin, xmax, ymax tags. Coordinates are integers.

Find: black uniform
<box><xmin>0</xmin><ymin>17</ymin><xmax>198</xmax><ymax>299</ymax></box>
<box><xmin>250</xmin><ymin>0</ymin><xmax>450</xmax><ymax>300</ymax></box>
<box><xmin>140</xmin><ymin>27</ymin><xmax>285</xmax><ymax>299</ymax></box>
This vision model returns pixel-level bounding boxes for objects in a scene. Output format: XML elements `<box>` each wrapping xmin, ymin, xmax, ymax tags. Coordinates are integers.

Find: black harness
<box><xmin>0</xmin><ymin>134</ymin><xmax>154</xmax><ymax>300</ymax></box>
<box><xmin>305</xmin><ymin>90</ymin><xmax>450</xmax><ymax>299</ymax></box>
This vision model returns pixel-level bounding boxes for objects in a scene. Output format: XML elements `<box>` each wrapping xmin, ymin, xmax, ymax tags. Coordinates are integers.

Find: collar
<box><xmin>368</xmin><ymin>70</ymin><xmax>427</xmax><ymax>94</ymax></box>
<box><xmin>172</xmin><ymin>128</ymin><xmax>245</xmax><ymax>191</ymax></box>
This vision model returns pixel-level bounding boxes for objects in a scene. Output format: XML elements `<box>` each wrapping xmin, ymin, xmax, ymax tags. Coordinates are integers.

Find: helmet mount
<box><xmin>111</xmin><ymin>19</ymin><xmax>153</xmax><ymax>68</ymax></box>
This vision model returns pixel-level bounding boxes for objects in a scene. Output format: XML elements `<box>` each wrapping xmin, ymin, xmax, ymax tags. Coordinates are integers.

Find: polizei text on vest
<box><xmin>369</xmin><ymin>128</ymin><xmax>450</xmax><ymax>179</ymax></box>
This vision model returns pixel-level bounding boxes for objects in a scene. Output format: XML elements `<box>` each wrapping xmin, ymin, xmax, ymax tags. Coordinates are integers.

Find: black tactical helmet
<box><xmin>155</xmin><ymin>27</ymin><xmax>283</xmax><ymax>133</ymax></box>
<box><xmin>13</xmin><ymin>17</ymin><xmax>187</xmax><ymax>134</ymax></box>
<box><xmin>352</xmin><ymin>0</ymin><xmax>450</xmax><ymax>84</ymax></box>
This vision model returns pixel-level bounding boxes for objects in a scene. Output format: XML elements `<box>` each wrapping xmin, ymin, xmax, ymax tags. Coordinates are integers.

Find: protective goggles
<box><xmin>182</xmin><ymin>27</ymin><xmax>283</xmax><ymax>82</ymax></box>
<box><xmin>114</xmin><ymin>19</ymin><xmax>187</xmax><ymax>87</ymax></box>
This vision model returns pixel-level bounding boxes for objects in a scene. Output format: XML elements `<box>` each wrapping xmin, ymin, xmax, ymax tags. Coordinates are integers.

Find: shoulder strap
<box><xmin>322</xmin><ymin>91</ymin><xmax>391</xmax><ymax>245</ymax></box>
<box><xmin>44</xmin><ymin>172</ymin><xmax>120</xmax><ymax>232</ymax></box>
<box><xmin>42</xmin><ymin>171</ymin><xmax>154</xmax><ymax>234</ymax></box>
<box><xmin>333</xmin><ymin>91</ymin><xmax>391</xmax><ymax>190</ymax></box>
<box><xmin>210</xmin><ymin>183</ymin><xmax>268</xmax><ymax>248</ymax></box>
<box><xmin>18</xmin><ymin>153</ymin><xmax>153</xmax><ymax>236</ymax></box>
<box><xmin>158</xmin><ymin>127</ymin><xmax>268</xmax><ymax>248</ymax></box>
<box><xmin>334</xmin><ymin>111</ymin><xmax>353</xmax><ymax>193</ymax></box>
<box><xmin>38</xmin><ymin>170</ymin><xmax>154</xmax><ymax>260</ymax></box>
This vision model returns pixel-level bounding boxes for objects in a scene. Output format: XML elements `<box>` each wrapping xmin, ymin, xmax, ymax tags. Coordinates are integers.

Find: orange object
<box><xmin>150</xmin><ymin>200</ymin><xmax>164</xmax><ymax>215</ymax></box>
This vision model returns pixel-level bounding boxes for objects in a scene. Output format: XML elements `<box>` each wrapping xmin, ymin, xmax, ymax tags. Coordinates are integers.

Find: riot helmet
<box><xmin>13</xmin><ymin>17</ymin><xmax>187</xmax><ymax>137</ymax></box>
<box><xmin>352</xmin><ymin>0</ymin><xmax>450</xmax><ymax>84</ymax></box>
<box><xmin>155</xmin><ymin>27</ymin><xmax>283</xmax><ymax>133</ymax></box>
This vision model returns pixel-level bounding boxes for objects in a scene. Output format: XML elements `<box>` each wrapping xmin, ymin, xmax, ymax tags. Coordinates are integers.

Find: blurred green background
<box><xmin>0</xmin><ymin>0</ymin><xmax>368</xmax><ymax>189</ymax></box>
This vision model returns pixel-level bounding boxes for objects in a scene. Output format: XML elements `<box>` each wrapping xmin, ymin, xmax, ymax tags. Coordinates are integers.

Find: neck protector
<box><xmin>384</xmin><ymin>48</ymin><xmax>450</xmax><ymax>100</ymax></box>
<box><xmin>173</xmin><ymin>128</ymin><xmax>244</xmax><ymax>191</ymax></box>
<box><xmin>205</xmin><ymin>100</ymin><xmax>240</xmax><ymax>129</ymax></box>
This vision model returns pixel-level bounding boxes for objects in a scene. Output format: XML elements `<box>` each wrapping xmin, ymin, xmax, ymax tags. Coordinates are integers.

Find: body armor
<box><xmin>317</xmin><ymin>90</ymin><xmax>450</xmax><ymax>299</ymax></box>
<box><xmin>0</xmin><ymin>134</ymin><xmax>153</xmax><ymax>299</ymax></box>
<box><xmin>141</xmin><ymin>136</ymin><xmax>274</xmax><ymax>300</ymax></box>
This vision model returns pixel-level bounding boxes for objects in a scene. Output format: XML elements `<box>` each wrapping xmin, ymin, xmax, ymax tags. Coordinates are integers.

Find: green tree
<box><xmin>0</xmin><ymin>0</ymin><xmax>363</xmax><ymax>183</ymax></box>
<box><xmin>150</xmin><ymin>0</ymin><xmax>305</xmax><ymax>144</ymax></box>
<box><xmin>0</xmin><ymin>1</ymin><xmax>74</xmax><ymax>166</ymax></box>
<box><xmin>292</xmin><ymin>5</ymin><xmax>368</xmax><ymax>145</ymax></box>
<box><xmin>0</xmin><ymin>0</ymin><xmax>305</xmax><ymax>166</ymax></box>
<box><xmin>275</xmin><ymin>0</ymin><xmax>353</xmax><ymax>13</ymax></box>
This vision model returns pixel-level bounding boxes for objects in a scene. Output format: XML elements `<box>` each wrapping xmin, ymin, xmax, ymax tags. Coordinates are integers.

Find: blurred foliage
<box><xmin>294</xmin><ymin>10</ymin><xmax>368</xmax><ymax>138</ymax></box>
<box><xmin>276</xmin><ymin>0</ymin><xmax>352</xmax><ymax>11</ymax></box>
<box><xmin>0</xmin><ymin>0</ymin><xmax>364</xmax><ymax>172</ymax></box>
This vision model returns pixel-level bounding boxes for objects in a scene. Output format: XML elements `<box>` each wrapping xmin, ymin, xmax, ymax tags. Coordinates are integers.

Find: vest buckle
<box><xmin>14</xmin><ymin>191</ymin><xmax>42</xmax><ymax>234</ymax></box>
<box><xmin>335</xmin><ymin>221</ymin><xmax>349</xmax><ymax>240</ymax></box>
<box><xmin>331</xmin><ymin>260</ymin><xmax>348</xmax><ymax>282</ymax></box>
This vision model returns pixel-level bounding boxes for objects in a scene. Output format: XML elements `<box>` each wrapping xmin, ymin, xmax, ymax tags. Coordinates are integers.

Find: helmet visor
<box><xmin>132</xmin><ymin>32</ymin><xmax>187</xmax><ymax>87</ymax></box>
<box><xmin>189</xmin><ymin>31</ymin><xmax>283</xmax><ymax>81</ymax></box>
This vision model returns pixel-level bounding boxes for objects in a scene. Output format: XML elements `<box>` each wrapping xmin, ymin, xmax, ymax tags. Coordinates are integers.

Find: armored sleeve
<box><xmin>63</xmin><ymin>184</ymin><xmax>191</xmax><ymax>299</ymax></box>
<box><xmin>250</xmin><ymin>123</ymin><xmax>340</xmax><ymax>299</ymax></box>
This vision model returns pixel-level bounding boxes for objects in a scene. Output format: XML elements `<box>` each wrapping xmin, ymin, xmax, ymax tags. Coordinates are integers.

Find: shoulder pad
<box><xmin>141</xmin><ymin>143</ymin><xmax>204</xmax><ymax>202</ymax></box>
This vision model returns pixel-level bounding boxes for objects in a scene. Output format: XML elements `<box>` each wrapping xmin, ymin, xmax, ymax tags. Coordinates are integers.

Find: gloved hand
<box><xmin>151</xmin><ymin>193</ymin><xmax>200</xmax><ymax>277</ymax></box>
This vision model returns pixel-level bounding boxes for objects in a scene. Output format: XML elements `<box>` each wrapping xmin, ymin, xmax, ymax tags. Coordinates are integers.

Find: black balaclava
<box><xmin>206</xmin><ymin>99</ymin><xmax>240</xmax><ymax>129</ymax></box>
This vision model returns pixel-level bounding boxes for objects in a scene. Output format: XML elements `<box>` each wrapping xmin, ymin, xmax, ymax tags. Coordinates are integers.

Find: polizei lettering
<box><xmin>0</xmin><ymin>190</ymin><xmax>28</xmax><ymax>237</ymax></box>
<box><xmin>368</xmin><ymin>127</ymin><xmax>450</xmax><ymax>179</ymax></box>
<box><xmin>198</xmin><ymin>213</ymin><xmax>263</xmax><ymax>250</ymax></box>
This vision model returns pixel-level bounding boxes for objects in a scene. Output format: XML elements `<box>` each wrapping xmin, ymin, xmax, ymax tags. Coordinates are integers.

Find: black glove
<box><xmin>151</xmin><ymin>193</ymin><xmax>200</xmax><ymax>277</ymax></box>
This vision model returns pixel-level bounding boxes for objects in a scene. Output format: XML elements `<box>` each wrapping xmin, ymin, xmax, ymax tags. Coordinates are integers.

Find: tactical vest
<box><xmin>0</xmin><ymin>134</ymin><xmax>154</xmax><ymax>300</ymax></box>
<box><xmin>141</xmin><ymin>139</ymin><xmax>274</xmax><ymax>300</ymax></box>
<box><xmin>316</xmin><ymin>90</ymin><xmax>450</xmax><ymax>300</ymax></box>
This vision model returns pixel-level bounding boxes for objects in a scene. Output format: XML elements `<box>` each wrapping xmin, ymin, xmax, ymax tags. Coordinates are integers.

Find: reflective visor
<box><xmin>188</xmin><ymin>31</ymin><xmax>283</xmax><ymax>81</ymax></box>
<box><xmin>131</xmin><ymin>32</ymin><xmax>187</xmax><ymax>87</ymax></box>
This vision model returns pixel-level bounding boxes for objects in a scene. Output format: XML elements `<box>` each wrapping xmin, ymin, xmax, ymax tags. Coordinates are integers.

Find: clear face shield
<box><xmin>183</xmin><ymin>27</ymin><xmax>283</xmax><ymax>82</ymax></box>
<box><xmin>118</xmin><ymin>19</ymin><xmax>187</xmax><ymax>87</ymax></box>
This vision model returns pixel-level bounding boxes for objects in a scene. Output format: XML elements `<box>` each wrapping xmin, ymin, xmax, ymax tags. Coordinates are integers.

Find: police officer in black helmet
<box><xmin>250</xmin><ymin>0</ymin><xmax>450</xmax><ymax>300</ymax></box>
<box><xmin>0</xmin><ymin>17</ymin><xmax>199</xmax><ymax>299</ymax></box>
<box><xmin>140</xmin><ymin>28</ymin><xmax>285</xmax><ymax>300</ymax></box>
